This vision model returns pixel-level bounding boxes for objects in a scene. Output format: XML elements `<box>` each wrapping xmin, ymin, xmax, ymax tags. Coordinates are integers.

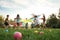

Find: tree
<box><xmin>56</xmin><ymin>8</ymin><xmax>60</xmax><ymax>28</ymax></box>
<box><xmin>46</xmin><ymin>14</ymin><xmax>58</xmax><ymax>28</ymax></box>
<box><xmin>58</xmin><ymin>8</ymin><xmax>60</xmax><ymax>19</ymax></box>
<box><xmin>56</xmin><ymin>19</ymin><xmax>60</xmax><ymax>28</ymax></box>
<box><xmin>9</xmin><ymin>19</ymin><xmax>14</xmax><ymax>22</ymax></box>
<box><xmin>0</xmin><ymin>15</ymin><xmax>4</xmax><ymax>28</ymax></box>
<box><xmin>0</xmin><ymin>15</ymin><xmax>4</xmax><ymax>22</ymax></box>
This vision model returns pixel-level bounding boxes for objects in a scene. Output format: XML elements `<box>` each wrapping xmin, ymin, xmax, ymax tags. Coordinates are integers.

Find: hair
<box><xmin>34</xmin><ymin>15</ymin><xmax>37</xmax><ymax>18</ymax></box>
<box><xmin>7</xmin><ymin>15</ymin><xmax>9</xmax><ymax>17</ymax></box>
<box><xmin>17</xmin><ymin>14</ymin><xmax>20</xmax><ymax>18</ymax></box>
<box><xmin>26</xmin><ymin>18</ymin><xmax>27</xmax><ymax>20</ymax></box>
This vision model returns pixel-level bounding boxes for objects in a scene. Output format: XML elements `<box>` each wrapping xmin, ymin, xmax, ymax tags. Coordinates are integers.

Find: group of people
<box><xmin>31</xmin><ymin>14</ymin><xmax>46</xmax><ymax>28</ymax></box>
<box><xmin>4</xmin><ymin>14</ymin><xmax>21</xmax><ymax>29</ymax></box>
<box><xmin>4</xmin><ymin>14</ymin><xmax>46</xmax><ymax>29</ymax></box>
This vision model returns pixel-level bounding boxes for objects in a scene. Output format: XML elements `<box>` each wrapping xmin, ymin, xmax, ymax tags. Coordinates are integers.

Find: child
<box><xmin>41</xmin><ymin>14</ymin><xmax>46</xmax><ymax>28</ymax></box>
<box><xmin>25</xmin><ymin>18</ymin><xmax>28</xmax><ymax>29</ymax></box>
<box><xmin>4</xmin><ymin>15</ymin><xmax>9</xmax><ymax>28</ymax></box>
<box><xmin>31</xmin><ymin>22</ymin><xmax>35</xmax><ymax>28</ymax></box>
<box><xmin>33</xmin><ymin>15</ymin><xmax>40</xmax><ymax>28</ymax></box>
<box><xmin>25</xmin><ymin>22</ymin><xmax>28</xmax><ymax>29</ymax></box>
<box><xmin>15</xmin><ymin>14</ymin><xmax>20</xmax><ymax>29</ymax></box>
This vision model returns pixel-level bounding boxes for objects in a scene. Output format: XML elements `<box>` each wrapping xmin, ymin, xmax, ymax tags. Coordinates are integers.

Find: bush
<box><xmin>0</xmin><ymin>22</ymin><xmax>5</xmax><ymax>28</ymax></box>
<box><xmin>46</xmin><ymin>14</ymin><xmax>58</xmax><ymax>28</ymax></box>
<box><xmin>56</xmin><ymin>19</ymin><xmax>60</xmax><ymax>28</ymax></box>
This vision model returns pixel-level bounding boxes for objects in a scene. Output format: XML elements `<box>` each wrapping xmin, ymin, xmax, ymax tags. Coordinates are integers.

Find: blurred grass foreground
<box><xmin>0</xmin><ymin>28</ymin><xmax>60</xmax><ymax>40</ymax></box>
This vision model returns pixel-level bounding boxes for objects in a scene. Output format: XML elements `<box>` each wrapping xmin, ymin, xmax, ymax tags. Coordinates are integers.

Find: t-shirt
<box><xmin>34</xmin><ymin>18</ymin><xmax>40</xmax><ymax>25</ymax></box>
<box><xmin>17</xmin><ymin>18</ymin><xmax>20</xmax><ymax>23</ymax></box>
<box><xmin>5</xmin><ymin>18</ymin><xmax>9</xmax><ymax>23</ymax></box>
<box><xmin>15</xmin><ymin>18</ymin><xmax>20</xmax><ymax>23</ymax></box>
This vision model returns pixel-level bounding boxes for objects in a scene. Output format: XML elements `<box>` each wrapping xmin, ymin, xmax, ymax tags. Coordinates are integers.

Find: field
<box><xmin>0</xmin><ymin>28</ymin><xmax>60</xmax><ymax>40</ymax></box>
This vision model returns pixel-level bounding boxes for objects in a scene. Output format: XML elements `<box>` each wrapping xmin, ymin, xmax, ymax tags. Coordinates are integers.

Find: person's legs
<box><xmin>37</xmin><ymin>24</ymin><xmax>40</xmax><ymax>28</ymax></box>
<box><xmin>17</xmin><ymin>23</ymin><xmax>20</xmax><ymax>29</ymax></box>
<box><xmin>6</xmin><ymin>24</ymin><xmax>9</xmax><ymax>29</ymax></box>
<box><xmin>25</xmin><ymin>25</ymin><xmax>28</xmax><ymax>29</ymax></box>
<box><xmin>25</xmin><ymin>23</ymin><xmax>28</xmax><ymax>29</ymax></box>
<box><xmin>43</xmin><ymin>21</ymin><xmax>46</xmax><ymax>28</ymax></box>
<box><xmin>4</xmin><ymin>22</ymin><xmax>9</xmax><ymax>29</ymax></box>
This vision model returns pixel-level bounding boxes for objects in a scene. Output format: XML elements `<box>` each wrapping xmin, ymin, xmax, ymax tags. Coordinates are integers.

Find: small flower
<box><xmin>49</xmin><ymin>29</ymin><xmax>52</xmax><ymax>32</ymax></box>
<box><xmin>39</xmin><ymin>31</ymin><xmax>44</xmax><ymax>35</ymax></box>
<box><xmin>34</xmin><ymin>30</ymin><xmax>38</xmax><ymax>33</ymax></box>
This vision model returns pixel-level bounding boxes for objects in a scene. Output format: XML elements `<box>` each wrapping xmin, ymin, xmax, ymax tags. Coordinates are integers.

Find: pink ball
<box><xmin>14</xmin><ymin>32</ymin><xmax>22</xmax><ymax>39</ymax></box>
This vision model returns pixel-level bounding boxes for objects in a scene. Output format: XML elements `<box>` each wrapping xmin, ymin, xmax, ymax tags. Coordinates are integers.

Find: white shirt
<box><xmin>34</xmin><ymin>18</ymin><xmax>40</xmax><ymax>25</ymax></box>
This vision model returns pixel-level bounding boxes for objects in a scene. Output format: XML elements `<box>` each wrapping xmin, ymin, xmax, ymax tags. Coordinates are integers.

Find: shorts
<box><xmin>4</xmin><ymin>22</ymin><xmax>9</xmax><ymax>26</ymax></box>
<box><xmin>17</xmin><ymin>23</ymin><xmax>20</xmax><ymax>26</ymax></box>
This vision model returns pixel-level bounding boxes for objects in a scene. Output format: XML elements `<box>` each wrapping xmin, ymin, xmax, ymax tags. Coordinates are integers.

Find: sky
<box><xmin>0</xmin><ymin>0</ymin><xmax>60</xmax><ymax>20</ymax></box>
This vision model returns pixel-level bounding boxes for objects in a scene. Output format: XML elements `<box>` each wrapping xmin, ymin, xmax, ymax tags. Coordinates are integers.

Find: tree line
<box><xmin>0</xmin><ymin>13</ymin><xmax>60</xmax><ymax>28</ymax></box>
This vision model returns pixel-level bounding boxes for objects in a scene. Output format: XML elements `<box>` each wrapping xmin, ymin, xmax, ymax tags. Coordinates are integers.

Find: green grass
<box><xmin>0</xmin><ymin>28</ymin><xmax>60</xmax><ymax>40</ymax></box>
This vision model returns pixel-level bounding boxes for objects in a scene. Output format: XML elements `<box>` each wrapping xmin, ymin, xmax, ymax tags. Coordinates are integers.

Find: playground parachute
<box><xmin>15</xmin><ymin>18</ymin><xmax>34</xmax><ymax>27</ymax></box>
<box><xmin>10</xmin><ymin>15</ymin><xmax>40</xmax><ymax>27</ymax></box>
<box><xmin>17</xmin><ymin>15</ymin><xmax>40</xmax><ymax>26</ymax></box>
